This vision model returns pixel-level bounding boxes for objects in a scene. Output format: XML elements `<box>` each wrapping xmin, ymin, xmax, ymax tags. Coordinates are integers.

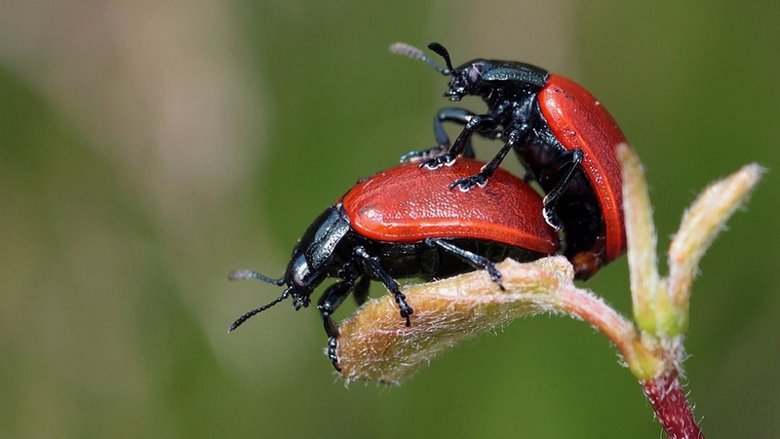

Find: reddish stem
<box><xmin>642</xmin><ymin>369</ymin><xmax>704</xmax><ymax>439</ymax></box>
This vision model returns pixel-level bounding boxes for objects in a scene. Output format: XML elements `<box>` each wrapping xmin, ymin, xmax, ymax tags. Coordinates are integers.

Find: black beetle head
<box><xmin>444</xmin><ymin>59</ymin><xmax>492</xmax><ymax>101</ymax></box>
<box><xmin>227</xmin><ymin>206</ymin><xmax>348</xmax><ymax>332</ymax></box>
<box><xmin>389</xmin><ymin>41</ymin><xmax>492</xmax><ymax>102</ymax></box>
<box><xmin>226</xmin><ymin>252</ymin><xmax>326</xmax><ymax>332</ymax></box>
<box><xmin>424</xmin><ymin>42</ymin><xmax>478</xmax><ymax>101</ymax></box>
<box><xmin>284</xmin><ymin>251</ymin><xmax>324</xmax><ymax>310</ymax></box>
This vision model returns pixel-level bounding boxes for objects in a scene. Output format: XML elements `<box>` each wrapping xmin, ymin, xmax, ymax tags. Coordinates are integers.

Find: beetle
<box><xmin>229</xmin><ymin>159</ymin><xmax>557</xmax><ymax>370</ymax></box>
<box><xmin>390</xmin><ymin>42</ymin><xmax>628</xmax><ymax>279</ymax></box>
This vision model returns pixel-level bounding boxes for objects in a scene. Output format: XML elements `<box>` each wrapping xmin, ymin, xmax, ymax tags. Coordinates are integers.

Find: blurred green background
<box><xmin>1</xmin><ymin>1</ymin><xmax>778</xmax><ymax>437</ymax></box>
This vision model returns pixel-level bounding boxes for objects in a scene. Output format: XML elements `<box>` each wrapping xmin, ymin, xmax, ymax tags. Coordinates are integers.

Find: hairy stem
<box><xmin>642</xmin><ymin>369</ymin><xmax>704</xmax><ymax>439</ymax></box>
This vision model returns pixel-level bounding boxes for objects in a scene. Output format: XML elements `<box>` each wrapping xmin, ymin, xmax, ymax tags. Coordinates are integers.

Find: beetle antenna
<box><xmin>228</xmin><ymin>288</ymin><xmax>291</xmax><ymax>332</ymax></box>
<box><xmin>228</xmin><ymin>269</ymin><xmax>285</xmax><ymax>285</ymax></box>
<box><xmin>427</xmin><ymin>42</ymin><xmax>455</xmax><ymax>74</ymax></box>
<box><xmin>389</xmin><ymin>42</ymin><xmax>451</xmax><ymax>75</ymax></box>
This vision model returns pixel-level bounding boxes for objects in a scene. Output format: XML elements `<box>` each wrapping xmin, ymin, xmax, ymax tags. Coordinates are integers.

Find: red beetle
<box><xmin>392</xmin><ymin>42</ymin><xmax>627</xmax><ymax>279</ymax></box>
<box><xmin>228</xmin><ymin>159</ymin><xmax>557</xmax><ymax>370</ymax></box>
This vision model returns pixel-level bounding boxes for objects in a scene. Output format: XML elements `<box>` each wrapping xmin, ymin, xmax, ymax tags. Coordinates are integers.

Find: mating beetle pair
<box><xmin>229</xmin><ymin>42</ymin><xmax>628</xmax><ymax>370</ymax></box>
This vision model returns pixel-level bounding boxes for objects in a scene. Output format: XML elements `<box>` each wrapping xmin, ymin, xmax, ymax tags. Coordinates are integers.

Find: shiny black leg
<box><xmin>318</xmin><ymin>280</ymin><xmax>355</xmax><ymax>371</ymax></box>
<box><xmin>541</xmin><ymin>148</ymin><xmax>584</xmax><ymax>230</ymax></box>
<box><xmin>449</xmin><ymin>128</ymin><xmax>523</xmax><ymax>191</ymax></box>
<box><xmin>418</xmin><ymin>113</ymin><xmax>499</xmax><ymax>170</ymax></box>
<box><xmin>425</xmin><ymin>238</ymin><xmax>505</xmax><ymax>290</ymax></box>
<box><xmin>354</xmin><ymin>247</ymin><xmax>413</xmax><ymax>326</ymax></box>
<box><xmin>401</xmin><ymin>107</ymin><xmax>475</xmax><ymax>162</ymax></box>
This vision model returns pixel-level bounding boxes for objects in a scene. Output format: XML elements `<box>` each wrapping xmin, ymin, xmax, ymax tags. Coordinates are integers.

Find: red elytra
<box><xmin>341</xmin><ymin>159</ymin><xmax>558</xmax><ymax>255</ymax></box>
<box><xmin>538</xmin><ymin>74</ymin><xmax>627</xmax><ymax>262</ymax></box>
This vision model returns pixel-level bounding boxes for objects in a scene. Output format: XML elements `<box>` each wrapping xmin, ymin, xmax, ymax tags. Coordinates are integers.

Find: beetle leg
<box><xmin>449</xmin><ymin>129</ymin><xmax>523</xmax><ymax>192</ymax></box>
<box><xmin>354</xmin><ymin>247</ymin><xmax>413</xmax><ymax>326</ymax></box>
<box><xmin>400</xmin><ymin>108</ymin><xmax>476</xmax><ymax>162</ymax></box>
<box><xmin>419</xmin><ymin>114</ymin><xmax>498</xmax><ymax>170</ymax></box>
<box><xmin>541</xmin><ymin>148</ymin><xmax>584</xmax><ymax>230</ymax></box>
<box><xmin>425</xmin><ymin>238</ymin><xmax>506</xmax><ymax>290</ymax></box>
<box><xmin>450</xmin><ymin>114</ymin><xmax>500</xmax><ymax>155</ymax></box>
<box><xmin>317</xmin><ymin>279</ymin><xmax>356</xmax><ymax>372</ymax></box>
<box><xmin>434</xmin><ymin>108</ymin><xmax>478</xmax><ymax>159</ymax></box>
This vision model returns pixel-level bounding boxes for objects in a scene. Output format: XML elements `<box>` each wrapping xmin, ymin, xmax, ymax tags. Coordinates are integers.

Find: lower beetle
<box><xmin>229</xmin><ymin>159</ymin><xmax>558</xmax><ymax>370</ymax></box>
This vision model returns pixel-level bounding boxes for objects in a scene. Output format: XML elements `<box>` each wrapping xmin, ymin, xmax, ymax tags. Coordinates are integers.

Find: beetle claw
<box><xmin>420</xmin><ymin>154</ymin><xmax>456</xmax><ymax>170</ymax></box>
<box><xmin>449</xmin><ymin>174</ymin><xmax>488</xmax><ymax>192</ymax></box>
<box><xmin>543</xmin><ymin>206</ymin><xmax>562</xmax><ymax>231</ymax></box>
<box><xmin>327</xmin><ymin>336</ymin><xmax>341</xmax><ymax>372</ymax></box>
<box><xmin>487</xmin><ymin>267</ymin><xmax>505</xmax><ymax>291</ymax></box>
<box><xmin>395</xmin><ymin>295</ymin><xmax>414</xmax><ymax>327</ymax></box>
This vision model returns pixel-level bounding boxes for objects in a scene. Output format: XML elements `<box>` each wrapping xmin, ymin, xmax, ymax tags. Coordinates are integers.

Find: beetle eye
<box><xmin>468</xmin><ymin>65</ymin><xmax>482</xmax><ymax>83</ymax></box>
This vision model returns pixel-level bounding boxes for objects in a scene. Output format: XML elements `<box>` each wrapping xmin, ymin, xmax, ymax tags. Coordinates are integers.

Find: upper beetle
<box><xmin>229</xmin><ymin>159</ymin><xmax>557</xmax><ymax>370</ymax></box>
<box><xmin>391</xmin><ymin>42</ymin><xmax>628</xmax><ymax>279</ymax></box>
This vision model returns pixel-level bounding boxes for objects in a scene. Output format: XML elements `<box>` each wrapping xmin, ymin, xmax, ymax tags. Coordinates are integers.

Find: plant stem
<box><xmin>642</xmin><ymin>368</ymin><xmax>704</xmax><ymax>439</ymax></box>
